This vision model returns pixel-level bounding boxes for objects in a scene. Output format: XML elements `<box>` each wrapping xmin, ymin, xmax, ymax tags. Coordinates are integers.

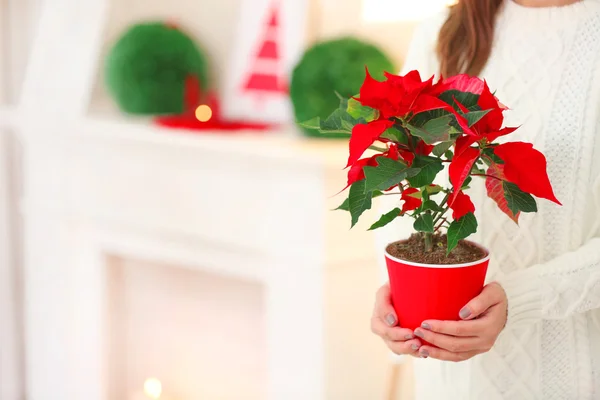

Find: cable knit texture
<box><xmin>377</xmin><ymin>1</ymin><xmax>600</xmax><ymax>398</ymax></box>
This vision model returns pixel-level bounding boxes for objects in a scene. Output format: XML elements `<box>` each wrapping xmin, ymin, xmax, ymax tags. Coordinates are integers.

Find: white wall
<box><xmin>1</xmin><ymin>0</ymin><xmax>41</xmax><ymax>398</ymax></box>
<box><xmin>320</xmin><ymin>0</ymin><xmax>417</xmax><ymax>70</ymax></box>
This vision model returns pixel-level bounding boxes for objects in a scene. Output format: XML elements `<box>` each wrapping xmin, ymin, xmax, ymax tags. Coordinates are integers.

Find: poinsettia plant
<box><xmin>302</xmin><ymin>70</ymin><xmax>561</xmax><ymax>254</ymax></box>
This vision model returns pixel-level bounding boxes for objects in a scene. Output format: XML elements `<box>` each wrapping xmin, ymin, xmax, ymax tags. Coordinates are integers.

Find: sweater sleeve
<box><xmin>498</xmin><ymin>237</ymin><xmax>600</xmax><ymax>330</ymax></box>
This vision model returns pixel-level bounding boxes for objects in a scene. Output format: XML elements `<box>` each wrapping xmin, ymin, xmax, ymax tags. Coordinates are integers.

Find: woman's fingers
<box><xmin>413</xmin><ymin>327</ymin><xmax>485</xmax><ymax>353</ymax></box>
<box><xmin>418</xmin><ymin>345</ymin><xmax>480</xmax><ymax>362</ymax></box>
<box><xmin>374</xmin><ymin>284</ymin><xmax>398</xmax><ymax>326</ymax></box>
<box><xmin>386</xmin><ymin>338</ymin><xmax>422</xmax><ymax>356</ymax></box>
<box><xmin>371</xmin><ymin>316</ymin><xmax>415</xmax><ymax>341</ymax></box>
<box><xmin>420</xmin><ymin>319</ymin><xmax>485</xmax><ymax>337</ymax></box>
<box><xmin>459</xmin><ymin>282</ymin><xmax>506</xmax><ymax>320</ymax></box>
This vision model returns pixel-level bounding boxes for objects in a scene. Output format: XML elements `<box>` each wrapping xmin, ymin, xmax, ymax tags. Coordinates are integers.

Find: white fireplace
<box><xmin>15</xmin><ymin>117</ymin><xmax>390</xmax><ymax>400</ymax></box>
<box><xmin>106</xmin><ymin>256</ymin><xmax>267</xmax><ymax>399</ymax></box>
<box><xmin>3</xmin><ymin>0</ymin><xmax>395</xmax><ymax>397</ymax></box>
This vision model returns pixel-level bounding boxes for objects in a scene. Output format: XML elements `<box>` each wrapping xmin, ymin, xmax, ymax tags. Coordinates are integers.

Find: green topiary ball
<box><xmin>291</xmin><ymin>38</ymin><xmax>395</xmax><ymax>138</ymax></box>
<box><xmin>105</xmin><ymin>22</ymin><xmax>209</xmax><ymax>115</ymax></box>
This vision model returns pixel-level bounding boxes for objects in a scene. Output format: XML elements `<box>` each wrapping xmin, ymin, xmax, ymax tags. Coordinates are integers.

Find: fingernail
<box><xmin>385</xmin><ymin>314</ymin><xmax>397</xmax><ymax>326</ymax></box>
<box><xmin>459</xmin><ymin>307</ymin><xmax>471</xmax><ymax>319</ymax></box>
<box><xmin>420</xmin><ymin>349</ymin><xmax>429</xmax><ymax>358</ymax></box>
<box><xmin>421</xmin><ymin>322</ymin><xmax>431</xmax><ymax>330</ymax></box>
<box><xmin>411</xmin><ymin>343</ymin><xmax>420</xmax><ymax>351</ymax></box>
<box><xmin>404</xmin><ymin>334</ymin><xmax>414</xmax><ymax>340</ymax></box>
<box><xmin>414</xmin><ymin>329</ymin><xmax>424</xmax><ymax>338</ymax></box>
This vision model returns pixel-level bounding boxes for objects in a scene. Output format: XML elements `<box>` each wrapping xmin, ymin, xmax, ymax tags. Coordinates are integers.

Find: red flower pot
<box><xmin>384</xmin><ymin>241</ymin><xmax>490</xmax><ymax>333</ymax></box>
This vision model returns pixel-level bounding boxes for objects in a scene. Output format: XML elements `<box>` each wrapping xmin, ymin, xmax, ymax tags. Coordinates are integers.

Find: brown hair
<box><xmin>437</xmin><ymin>0</ymin><xmax>504</xmax><ymax>77</ymax></box>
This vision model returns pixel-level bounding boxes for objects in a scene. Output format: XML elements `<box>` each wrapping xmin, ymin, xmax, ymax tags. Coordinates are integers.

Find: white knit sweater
<box><xmin>379</xmin><ymin>1</ymin><xmax>600</xmax><ymax>399</ymax></box>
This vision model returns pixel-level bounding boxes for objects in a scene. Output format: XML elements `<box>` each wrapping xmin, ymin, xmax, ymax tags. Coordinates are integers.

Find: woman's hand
<box><xmin>413</xmin><ymin>282</ymin><xmax>508</xmax><ymax>362</ymax></box>
<box><xmin>371</xmin><ymin>284</ymin><xmax>423</xmax><ymax>356</ymax></box>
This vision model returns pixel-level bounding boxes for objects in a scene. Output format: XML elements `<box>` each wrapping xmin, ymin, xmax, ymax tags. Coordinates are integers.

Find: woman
<box><xmin>371</xmin><ymin>0</ymin><xmax>600</xmax><ymax>398</ymax></box>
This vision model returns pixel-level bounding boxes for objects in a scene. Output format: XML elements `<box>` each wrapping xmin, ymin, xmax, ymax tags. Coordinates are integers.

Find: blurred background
<box><xmin>0</xmin><ymin>0</ymin><xmax>452</xmax><ymax>399</ymax></box>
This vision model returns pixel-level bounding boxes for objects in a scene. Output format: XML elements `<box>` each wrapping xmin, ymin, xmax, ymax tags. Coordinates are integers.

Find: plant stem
<box><xmin>430</xmin><ymin>193</ymin><xmax>450</xmax><ymax>227</ymax></box>
<box><xmin>424</xmin><ymin>232</ymin><xmax>433</xmax><ymax>252</ymax></box>
<box><xmin>432</xmin><ymin>206</ymin><xmax>450</xmax><ymax>229</ymax></box>
<box><xmin>369</xmin><ymin>145</ymin><xmax>388</xmax><ymax>152</ymax></box>
<box><xmin>438</xmin><ymin>193</ymin><xmax>450</xmax><ymax>208</ymax></box>
<box><xmin>434</xmin><ymin>217</ymin><xmax>448</xmax><ymax>233</ymax></box>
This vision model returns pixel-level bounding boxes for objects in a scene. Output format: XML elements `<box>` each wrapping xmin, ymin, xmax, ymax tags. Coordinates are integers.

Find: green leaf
<box><xmin>408</xmin><ymin>108</ymin><xmax>450</xmax><ymax>127</ymax></box>
<box><xmin>463</xmin><ymin>109</ymin><xmax>492</xmax><ymax>127</ymax></box>
<box><xmin>425</xmin><ymin>185</ymin><xmax>444</xmax><ymax>195</ymax></box>
<box><xmin>335</xmin><ymin>196</ymin><xmax>349</xmax><ymax>211</ymax></box>
<box><xmin>300</xmin><ymin>94</ymin><xmax>365</xmax><ymax>135</ymax></box>
<box><xmin>320</xmin><ymin>108</ymin><xmax>359</xmax><ymax>133</ymax></box>
<box><xmin>414</xmin><ymin>213</ymin><xmax>434</xmax><ymax>233</ymax></box>
<box><xmin>405</xmin><ymin>190</ymin><xmax>422</xmax><ymax>199</ymax></box>
<box><xmin>482</xmin><ymin>147</ymin><xmax>504</xmax><ymax>164</ymax></box>
<box><xmin>340</xmin><ymin>119</ymin><xmax>355</xmax><ymax>132</ymax></box>
<box><xmin>347</xmin><ymin>98</ymin><xmax>379</xmax><ymax>122</ymax></box>
<box><xmin>380</xmin><ymin>126</ymin><xmax>409</xmax><ymax>145</ymax></box>
<box><xmin>472</xmin><ymin>164</ymin><xmax>486</xmax><ymax>175</ymax></box>
<box><xmin>444</xmin><ymin>150</ymin><xmax>454</xmax><ymax>160</ymax></box>
<box><xmin>369</xmin><ymin>145</ymin><xmax>388</xmax><ymax>152</ymax></box>
<box><xmin>372</xmin><ymin>190</ymin><xmax>384</xmax><ymax>199</ymax></box>
<box><xmin>348</xmin><ymin>180</ymin><xmax>373</xmax><ymax>227</ymax></box>
<box><xmin>299</xmin><ymin>117</ymin><xmax>321</xmax><ymax>130</ymax></box>
<box><xmin>369</xmin><ymin>208</ymin><xmax>401</xmax><ymax>230</ymax></box>
<box><xmin>439</xmin><ymin>90</ymin><xmax>480</xmax><ymax>111</ymax></box>
<box><xmin>407</xmin><ymin>156</ymin><xmax>444</xmax><ymax>187</ymax></box>
<box><xmin>503</xmin><ymin>182</ymin><xmax>538</xmax><ymax>215</ymax></box>
<box><xmin>363</xmin><ymin>157</ymin><xmax>419</xmax><ymax>192</ymax></box>
<box><xmin>433</xmin><ymin>141</ymin><xmax>454</xmax><ymax>157</ymax></box>
<box><xmin>406</xmin><ymin>116</ymin><xmax>454</xmax><ymax>144</ymax></box>
<box><xmin>447</xmin><ymin>213</ymin><xmax>478</xmax><ymax>254</ymax></box>
<box><xmin>461</xmin><ymin>176</ymin><xmax>472</xmax><ymax>190</ymax></box>
<box><xmin>419</xmin><ymin>200</ymin><xmax>444</xmax><ymax>213</ymax></box>
<box><xmin>335</xmin><ymin>185</ymin><xmax>383</xmax><ymax>213</ymax></box>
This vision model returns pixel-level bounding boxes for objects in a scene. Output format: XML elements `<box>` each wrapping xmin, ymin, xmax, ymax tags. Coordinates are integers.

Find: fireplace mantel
<box><xmin>17</xmin><ymin>117</ymin><xmax>387</xmax><ymax>400</ymax></box>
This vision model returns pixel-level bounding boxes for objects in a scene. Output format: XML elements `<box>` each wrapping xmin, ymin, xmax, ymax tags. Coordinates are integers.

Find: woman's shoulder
<box><xmin>401</xmin><ymin>9</ymin><xmax>449</xmax><ymax>76</ymax></box>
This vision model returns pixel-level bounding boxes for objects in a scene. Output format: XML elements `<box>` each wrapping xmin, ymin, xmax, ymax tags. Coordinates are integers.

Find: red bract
<box><xmin>485</xmin><ymin>163</ymin><xmax>520</xmax><ymax>223</ymax></box>
<box><xmin>453</xmin><ymin>91</ymin><xmax>516</xmax><ymax>147</ymax></box>
<box><xmin>432</xmin><ymin>74</ymin><xmax>485</xmax><ymax>95</ymax></box>
<box><xmin>494</xmin><ymin>142</ymin><xmax>561</xmax><ymax>205</ymax></box>
<box><xmin>449</xmin><ymin>191</ymin><xmax>475</xmax><ymax>220</ymax></box>
<box><xmin>346</xmin><ymin>119</ymin><xmax>394</xmax><ymax>168</ymax></box>
<box><xmin>416</xmin><ymin>141</ymin><xmax>435</xmax><ymax>156</ymax></box>
<box><xmin>449</xmin><ymin>147</ymin><xmax>480</xmax><ymax>203</ymax></box>
<box><xmin>346</xmin><ymin>158</ymin><xmax>371</xmax><ymax>187</ymax></box>
<box><xmin>454</xmin><ymin>134</ymin><xmax>477</xmax><ymax>157</ymax></box>
<box><xmin>474</xmin><ymin>81</ymin><xmax>505</xmax><ymax>133</ymax></box>
<box><xmin>401</xmin><ymin>188</ymin><xmax>422</xmax><ymax>213</ymax></box>
<box><xmin>485</xmin><ymin>126</ymin><xmax>518</xmax><ymax>143</ymax></box>
<box><xmin>357</xmin><ymin>69</ymin><xmax>449</xmax><ymax>119</ymax></box>
<box><xmin>398</xmin><ymin>149</ymin><xmax>415</xmax><ymax>165</ymax></box>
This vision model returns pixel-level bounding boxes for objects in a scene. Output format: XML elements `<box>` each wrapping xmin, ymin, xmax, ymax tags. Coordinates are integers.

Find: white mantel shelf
<box><xmin>18</xmin><ymin>115</ymin><xmax>385</xmax><ymax>400</ymax></box>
